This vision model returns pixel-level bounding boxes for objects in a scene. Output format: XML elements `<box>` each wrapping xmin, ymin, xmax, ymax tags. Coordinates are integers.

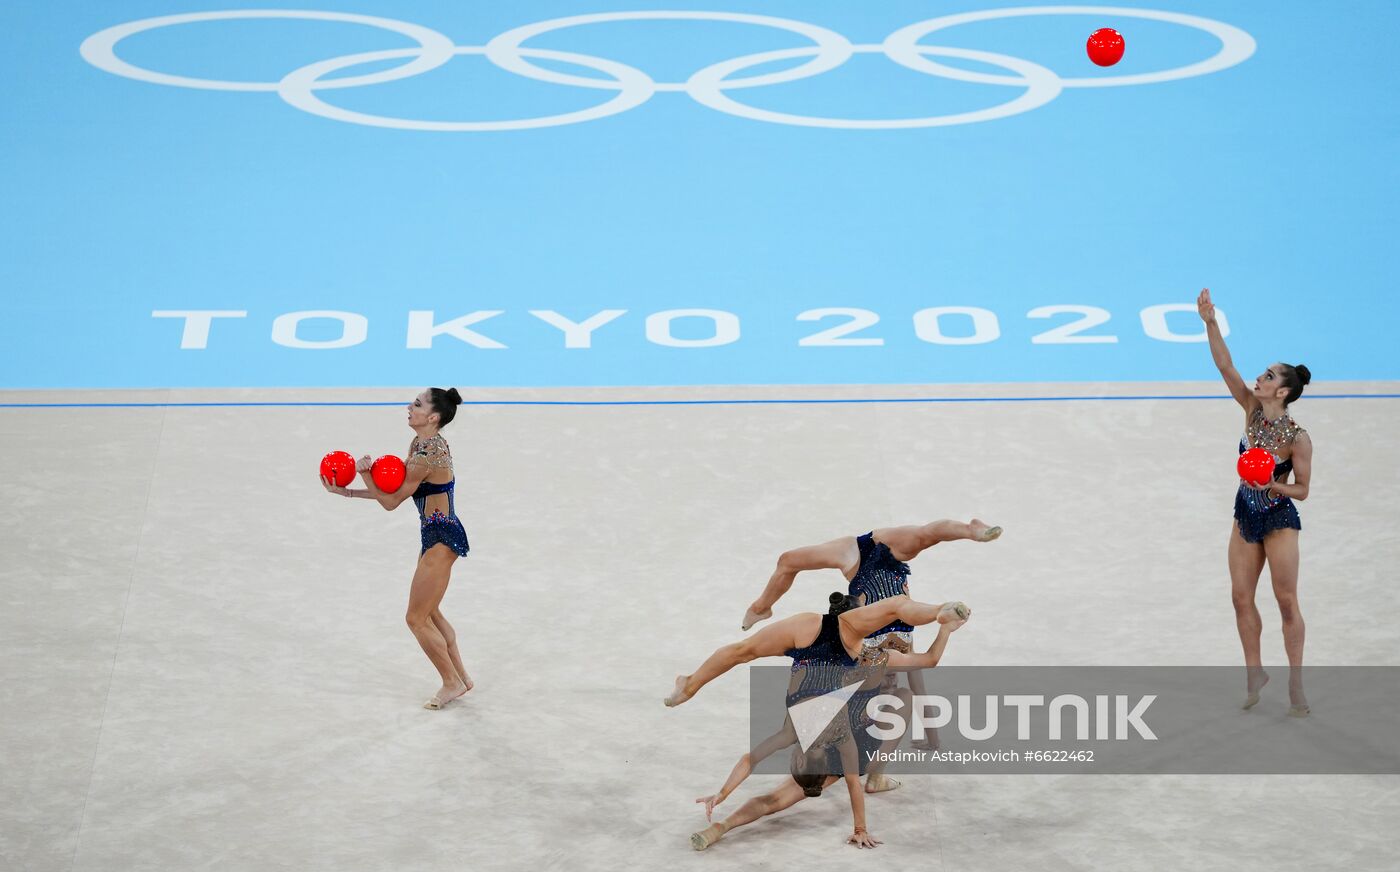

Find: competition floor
<box><xmin>4</xmin><ymin>381</ymin><xmax>1398</xmax><ymax>871</ymax></box>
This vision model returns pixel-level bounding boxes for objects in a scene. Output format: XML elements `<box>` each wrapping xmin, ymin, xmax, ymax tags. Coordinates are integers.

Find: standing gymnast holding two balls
<box><xmin>321</xmin><ymin>387</ymin><xmax>474</xmax><ymax>710</ymax></box>
<box><xmin>1197</xmin><ymin>290</ymin><xmax>1314</xmax><ymax>716</ymax></box>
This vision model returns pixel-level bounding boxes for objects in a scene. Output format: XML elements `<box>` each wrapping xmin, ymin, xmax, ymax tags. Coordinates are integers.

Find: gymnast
<box><xmin>686</xmin><ymin>596</ymin><xmax>970</xmax><ymax>850</ymax></box>
<box><xmin>321</xmin><ymin>387</ymin><xmax>474</xmax><ymax>710</ymax></box>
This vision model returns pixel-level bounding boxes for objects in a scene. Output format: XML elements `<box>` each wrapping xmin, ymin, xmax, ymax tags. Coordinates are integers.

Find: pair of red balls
<box><xmin>320</xmin><ymin>450</ymin><xmax>406</xmax><ymax>492</ymax></box>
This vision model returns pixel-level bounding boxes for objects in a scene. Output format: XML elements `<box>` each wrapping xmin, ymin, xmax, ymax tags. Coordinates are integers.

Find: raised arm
<box><xmin>1197</xmin><ymin>288</ymin><xmax>1254</xmax><ymax>410</ymax></box>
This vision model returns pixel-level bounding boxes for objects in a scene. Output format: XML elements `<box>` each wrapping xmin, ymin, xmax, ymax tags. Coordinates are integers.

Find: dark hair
<box><xmin>790</xmin><ymin>747</ymin><xmax>833</xmax><ymax>797</ymax></box>
<box><xmin>1277</xmin><ymin>364</ymin><xmax>1311</xmax><ymax>406</ymax></box>
<box><xmin>428</xmin><ymin>387</ymin><xmax>463</xmax><ymax>427</ymax></box>
<box><xmin>828</xmin><ymin>592</ymin><xmax>858</xmax><ymax>616</ymax></box>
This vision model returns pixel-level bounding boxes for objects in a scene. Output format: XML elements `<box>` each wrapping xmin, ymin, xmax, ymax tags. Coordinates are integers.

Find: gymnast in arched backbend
<box><xmin>664</xmin><ymin>591</ymin><xmax>968</xmax><ymax>708</ymax></box>
<box><xmin>738</xmin><ymin>518</ymin><xmax>999</xmax><ymax>745</ymax></box>
<box><xmin>693</xmin><ymin>593</ymin><xmax>954</xmax><ymax>824</ymax></box>
<box><xmin>684</xmin><ymin>596</ymin><xmax>970</xmax><ymax>850</ymax></box>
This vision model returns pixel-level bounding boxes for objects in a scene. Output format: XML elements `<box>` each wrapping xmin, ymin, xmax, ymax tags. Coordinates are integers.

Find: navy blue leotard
<box><xmin>409</xmin><ymin>434</ymin><xmax>470</xmax><ymax>558</ymax></box>
<box><xmin>1233</xmin><ymin>409</ymin><xmax>1305</xmax><ymax>544</ymax></box>
<box><xmin>848</xmin><ymin>533</ymin><xmax>913</xmax><ymax>642</ymax></box>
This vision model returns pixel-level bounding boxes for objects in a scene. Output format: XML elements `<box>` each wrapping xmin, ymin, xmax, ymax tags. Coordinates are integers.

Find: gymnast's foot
<box><xmin>970</xmin><ymin>519</ymin><xmax>1002</xmax><ymax>542</ymax></box>
<box><xmin>741</xmin><ymin>605</ymin><xmax>772</xmax><ymax>631</ymax></box>
<box><xmin>1288</xmin><ymin>682</ymin><xmax>1309</xmax><ymax>717</ymax></box>
<box><xmin>938</xmin><ymin>602</ymin><xmax>971</xmax><ymax>623</ymax></box>
<box><xmin>865</xmin><ymin>774</ymin><xmax>901</xmax><ymax>794</ymax></box>
<box><xmin>1243</xmin><ymin>667</ymin><xmax>1269</xmax><ymax>710</ymax></box>
<box><xmin>664</xmin><ymin>675</ymin><xmax>694</xmax><ymax>708</ymax></box>
<box><xmin>424</xmin><ymin>680</ymin><xmax>468</xmax><ymax>710</ymax></box>
<box><xmin>691</xmin><ymin>823</ymin><xmax>728</xmax><ymax>851</ymax></box>
<box><xmin>458</xmin><ymin>672</ymin><xmax>475</xmax><ymax>693</ymax></box>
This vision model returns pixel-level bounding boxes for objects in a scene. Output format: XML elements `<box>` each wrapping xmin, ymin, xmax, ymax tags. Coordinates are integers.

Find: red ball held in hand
<box><xmin>1237</xmin><ymin>448</ymin><xmax>1276</xmax><ymax>487</ymax></box>
<box><xmin>371</xmin><ymin>455</ymin><xmax>407</xmax><ymax>493</ymax></box>
<box><xmin>1086</xmin><ymin>28</ymin><xmax>1125</xmax><ymax>67</ymax></box>
<box><xmin>320</xmin><ymin>450</ymin><xmax>356</xmax><ymax>487</ymax></box>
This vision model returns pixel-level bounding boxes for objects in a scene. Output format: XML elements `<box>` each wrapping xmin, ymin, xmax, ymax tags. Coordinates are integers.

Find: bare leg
<box><xmin>743</xmin><ymin>537</ymin><xmax>858</xmax><ymax>630</ymax></box>
<box><xmin>407</xmin><ymin>547</ymin><xmax>466</xmax><ymax>708</ymax></box>
<box><xmin>1263</xmin><ymin>529</ymin><xmax>1308</xmax><ymax>715</ymax></box>
<box><xmin>430</xmin><ymin>608</ymin><xmax>472</xmax><ymax>692</ymax></box>
<box><xmin>873</xmin><ymin>518</ymin><xmax>1003</xmax><ymax>561</ymax></box>
<box><xmin>667</xmin><ymin>614</ymin><xmax>822</xmax><ymax>706</ymax></box>
<box><xmin>841</xmin><ymin>596</ymin><xmax>959</xmax><ymax>649</ymax></box>
<box><xmin>866</xmin><ymin>686</ymin><xmax>912</xmax><ymax>792</ymax></box>
<box><xmin>699</xmin><ymin>721</ymin><xmax>799</xmax><ymax>820</ymax></box>
<box><xmin>692</xmin><ymin>779</ymin><xmax>814</xmax><ymax>850</ymax></box>
<box><xmin>1228</xmin><ymin>524</ymin><xmax>1269</xmax><ymax>709</ymax></box>
<box><xmin>905</xmin><ymin>668</ymin><xmax>939</xmax><ymax>752</ymax></box>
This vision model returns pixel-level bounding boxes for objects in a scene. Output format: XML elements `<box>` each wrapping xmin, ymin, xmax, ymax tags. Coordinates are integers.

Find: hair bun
<box><xmin>1294</xmin><ymin>364</ymin><xmax>1311</xmax><ymax>386</ymax></box>
<box><xmin>446</xmin><ymin>387</ymin><xmax>463</xmax><ymax>405</ymax></box>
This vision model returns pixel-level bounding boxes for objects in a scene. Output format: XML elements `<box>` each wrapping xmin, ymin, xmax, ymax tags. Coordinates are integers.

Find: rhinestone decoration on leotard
<box><xmin>850</xmin><ymin>533</ymin><xmax>913</xmax><ymax>636</ymax></box>
<box><xmin>1233</xmin><ymin>407</ymin><xmax>1305</xmax><ymax>543</ymax></box>
<box><xmin>1244</xmin><ymin>407</ymin><xmax>1304</xmax><ymax>455</ymax></box>
<box><xmin>410</xmin><ymin>436</ymin><xmax>469</xmax><ymax>556</ymax></box>
<box><xmin>410</xmin><ymin>433</ymin><xmax>454</xmax><ymax>470</ymax></box>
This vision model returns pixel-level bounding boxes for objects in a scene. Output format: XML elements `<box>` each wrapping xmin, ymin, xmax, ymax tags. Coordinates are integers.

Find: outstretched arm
<box><xmin>886</xmin><ymin>616</ymin><xmax>967</xmax><ymax>672</ymax></box>
<box><xmin>1197</xmin><ymin>289</ymin><xmax>1254</xmax><ymax>410</ymax></box>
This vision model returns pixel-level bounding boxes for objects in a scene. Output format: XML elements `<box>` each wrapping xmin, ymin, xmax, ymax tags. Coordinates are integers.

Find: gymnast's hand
<box><xmin>1242</xmin><ymin>478</ymin><xmax>1277</xmax><ymax>497</ymax></box>
<box><xmin>695</xmin><ymin>794</ymin><xmax>723</xmax><ymax>821</ymax></box>
<box><xmin>319</xmin><ymin>474</ymin><xmax>350</xmax><ymax>497</ymax></box>
<box><xmin>1197</xmin><ymin>288</ymin><xmax>1216</xmax><ymax>323</ymax></box>
<box><xmin>356</xmin><ymin>454</ymin><xmax>374</xmax><ymax>475</ymax></box>
<box><xmin>848</xmin><ymin>828</ymin><xmax>882</xmax><ymax>848</ymax></box>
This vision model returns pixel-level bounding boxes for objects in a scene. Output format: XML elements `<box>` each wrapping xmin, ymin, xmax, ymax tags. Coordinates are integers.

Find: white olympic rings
<box><xmin>79</xmin><ymin>7</ymin><xmax>1257</xmax><ymax>131</ymax></box>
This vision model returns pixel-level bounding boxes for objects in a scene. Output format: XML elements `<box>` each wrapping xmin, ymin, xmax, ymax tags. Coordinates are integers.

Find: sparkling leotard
<box><xmin>1233</xmin><ymin>407</ymin><xmax>1304</xmax><ymax>544</ymax></box>
<box><xmin>784</xmin><ymin>613</ymin><xmax>858</xmax><ymax>708</ymax></box>
<box><xmin>789</xmin><ymin>644</ymin><xmax>890</xmax><ymax>778</ymax></box>
<box><xmin>410</xmin><ymin>434</ymin><xmax>470</xmax><ymax>557</ymax></box>
<box><xmin>848</xmin><ymin>533</ymin><xmax>913</xmax><ymax>646</ymax></box>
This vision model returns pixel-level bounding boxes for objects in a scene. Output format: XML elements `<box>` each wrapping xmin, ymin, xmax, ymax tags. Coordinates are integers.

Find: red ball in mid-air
<box><xmin>1237</xmin><ymin>448</ymin><xmax>1276</xmax><ymax>487</ymax></box>
<box><xmin>371</xmin><ymin>455</ymin><xmax>407</xmax><ymax>493</ymax></box>
<box><xmin>1087</xmin><ymin>28</ymin><xmax>1125</xmax><ymax>67</ymax></box>
<box><xmin>320</xmin><ymin>450</ymin><xmax>356</xmax><ymax>487</ymax></box>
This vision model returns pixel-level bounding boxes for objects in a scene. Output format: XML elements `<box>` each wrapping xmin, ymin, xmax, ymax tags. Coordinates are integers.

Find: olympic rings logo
<box><xmin>80</xmin><ymin>7</ymin><xmax>1256</xmax><ymax>131</ymax></box>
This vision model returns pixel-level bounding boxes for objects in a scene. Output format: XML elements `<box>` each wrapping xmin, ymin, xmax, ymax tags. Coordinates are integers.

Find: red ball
<box><xmin>371</xmin><ymin>454</ymin><xmax>407</xmax><ymax>493</ymax></box>
<box><xmin>1236</xmin><ymin>448</ymin><xmax>1276</xmax><ymax>487</ymax></box>
<box><xmin>320</xmin><ymin>450</ymin><xmax>356</xmax><ymax>487</ymax></box>
<box><xmin>1087</xmin><ymin>27</ymin><xmax>1125</xmax><ymax>67</ymax></box>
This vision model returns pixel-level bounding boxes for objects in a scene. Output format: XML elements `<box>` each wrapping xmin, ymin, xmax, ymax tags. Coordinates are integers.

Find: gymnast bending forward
<box><xmin>685</xmin><ymin>597</ymin><xmax>969</xmax><ymax>850</ymax></box>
